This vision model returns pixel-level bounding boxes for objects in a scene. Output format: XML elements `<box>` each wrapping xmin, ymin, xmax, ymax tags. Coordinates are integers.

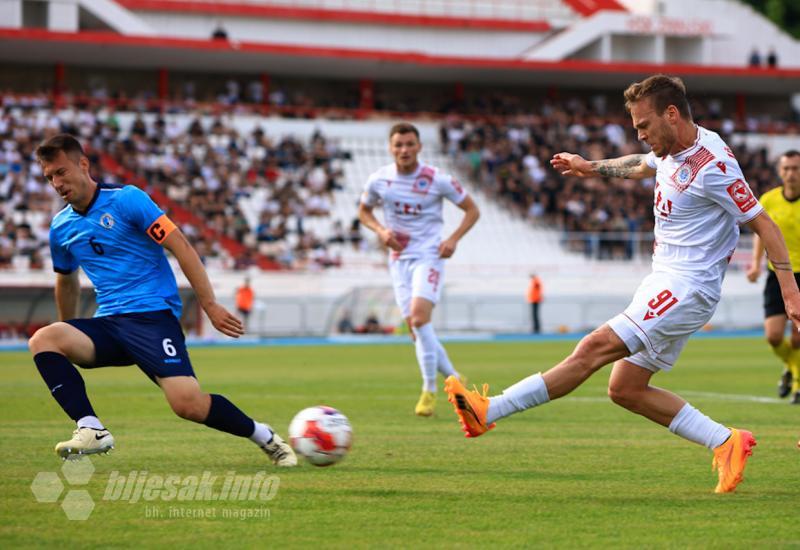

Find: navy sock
<box><xmin>203</xmin><ymin>394</ymin><xmax>255</xmax><ymax>438</ymax></box>
<box><xmin>34</xmin><ymin>352</ymin><xmax>96</xmax><ymax>422</ymax></box>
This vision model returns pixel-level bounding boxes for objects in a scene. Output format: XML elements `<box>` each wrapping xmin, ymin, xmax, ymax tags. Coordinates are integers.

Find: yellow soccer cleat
<box><xmin>415</xmin><ymin>391</ymin><xmax>436</xmax><ymax>417</ymax></box>
<box><xmin>712</xmin><ymin>428</ymin><xmax>756</xmax><ymax>493</ymax></box>
<box><xmin>55</xmin><ymin>427</ymin><xmax>114</xmax><ymax>459</ymax></box>
<box><xmin>444</xmin><ymin>375</ymin><xmax>495</xmax><ymax>438</ymax></box>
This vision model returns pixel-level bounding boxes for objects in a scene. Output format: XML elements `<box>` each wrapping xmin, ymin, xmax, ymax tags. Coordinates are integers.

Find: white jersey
<box><xmin>646</xmin><ymin>126</ymin><xmax>763</xmax><ymax>299</ymax></box>
<box><xmin>361</xmin><ymin>162</ymin><xmax>468</xmax><ymax>260</ymax></box>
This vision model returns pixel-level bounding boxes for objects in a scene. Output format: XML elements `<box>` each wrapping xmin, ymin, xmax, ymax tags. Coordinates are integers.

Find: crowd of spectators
<box><xmin>109</xmin><ymin>112</ymin><xmax>360</xmax><ymax>270</ymax></box>
<box><xmin>440</xmin><ymin>96</ymin><xmax>783</xmax><ymax>260</ymax></box>
<box><xmin>0</xmin><ymin>90</ymin><xmax>793</xmax><ymax>273</ymax></box>
<box><xmin>5</xmin><ymin>82</ymin><xmax>799</xmax><ymax>134</ymax></box>
<box><xmin>0</xmin><ymin>99</ymin><xmax>364</xmax><ymax>271</ymax></box>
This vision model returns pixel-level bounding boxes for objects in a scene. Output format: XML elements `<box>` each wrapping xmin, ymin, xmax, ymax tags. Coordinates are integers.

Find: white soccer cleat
<box><xmin>260</xmin><ymin>432</ymin><xmax>297</xmax><ymax>467</ymax></box>
<box><xmin>55</xmin><ymin>427</ymin><xmax>115</xmax><ymax>459</ymax></box>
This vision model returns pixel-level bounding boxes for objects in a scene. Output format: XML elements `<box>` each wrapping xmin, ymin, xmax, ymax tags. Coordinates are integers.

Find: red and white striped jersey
<box><xmin>646</xmin><ymin>126</ymin><xmax>763</xmax><ymax>298</ymax></box>
<box><xmin>361</xmin><ymin>162</ymin><xmax>468</xmax><ymax>260</ymax></box>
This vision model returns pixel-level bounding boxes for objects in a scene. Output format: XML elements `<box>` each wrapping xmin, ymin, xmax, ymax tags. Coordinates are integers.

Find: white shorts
<box><xmin>389</xmin><ymin>257</ymin><xmax>445</xmax><ymax>318</ymax></box>
<box><xmin>607</xmin><ymin>271</ymin><xmax>718</xmax><ymax>372</ymax></box>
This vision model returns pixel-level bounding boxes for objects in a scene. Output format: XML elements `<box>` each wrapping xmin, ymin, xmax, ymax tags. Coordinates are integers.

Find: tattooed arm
<box><xmin>550</xmin><ymin>153</ymin><xmax>656</xmax><ymax>180</ymax></box>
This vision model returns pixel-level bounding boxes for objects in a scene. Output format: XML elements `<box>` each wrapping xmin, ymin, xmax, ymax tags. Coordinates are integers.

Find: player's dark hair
<box><xmin>624</xmin><ymin>74</ymin><xmax>692</xmax><ymax>120</ymax></box>
<box><xmin>389</xmin><ymin>122</ymin><xmax>420</xmax><ymax>140</ymax></box>
<box><xmin>782</xmin><ymin>149</ymin><xmax>800</xmax><ymax>159</ymax></box>
<box><xmin>35</xmin><ymin>134</ymin><xmax>86</xmax><ymax>164</ymax></box>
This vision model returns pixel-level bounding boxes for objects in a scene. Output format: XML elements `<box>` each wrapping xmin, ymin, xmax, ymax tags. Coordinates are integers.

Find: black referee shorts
<box><xmin>764</xmin><ymin>270</ymin><xmax>800</xmax><ymax>318</ymax></box>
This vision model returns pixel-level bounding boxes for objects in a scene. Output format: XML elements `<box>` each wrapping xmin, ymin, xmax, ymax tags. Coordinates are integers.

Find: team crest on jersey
<box><xmin>412</xmin><ymin>175</ymin><xmax>433</xmax><ymax>195</ymax></box>
<box><xmin>669</xmin><ymin>147</ymin><xmax>714</xmax><ymax>192</ymax></box>
<box><xmin>411</xmin><ymin>178</ymin><xmax>431</xmax><ymax>194</ymax></box>
<box><xmin>412</xmin><ymin>166</ymin><xmax>435</xmax><ymax>195</ymax></box>
<box><xmin>100</xmin><ymin>213</ymin><xmax>115</xmax><ymax>229</ymax></box>
<box><xmin>675</xmin><ymin>165</ymin><xmax>692</xmax><ymax>185</ymax></box>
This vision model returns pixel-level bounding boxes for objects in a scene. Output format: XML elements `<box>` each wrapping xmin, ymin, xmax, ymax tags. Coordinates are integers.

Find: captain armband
<box><xmin>146</xmin><ymin>214</ymin><xmax>177</xmax><ymax>244</ymax></box>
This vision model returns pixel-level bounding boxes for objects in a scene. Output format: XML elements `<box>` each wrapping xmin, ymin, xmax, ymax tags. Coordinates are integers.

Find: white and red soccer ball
<box><xmin>288</xmin><ymin>406</ymin><xmax>352</xmax><ymax>466</ymax></box>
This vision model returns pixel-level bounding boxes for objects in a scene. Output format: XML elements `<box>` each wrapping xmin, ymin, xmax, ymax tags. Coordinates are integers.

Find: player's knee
<box><xmin>28</xmin><ymin>325</ymin><xmax>60</xmax><ymax>355</ymax></box>
<box><xmin>766</xmin><ymin>333</ymin><xmax>784</xmax><ymax>348</ymax></box>
<box><xmin>409</xmin><ymin>315</ymin><xmax>429</xmax><ymax>329</ymax></box>
<box><xmin>169</xmin><ymin>395</ymin><xmax>207</xmax><ymax>422</ymax></box>
<box><xmin>607</xmin><ymin>383</ymin><xmax>638</xmax><ymax>410</ymax></box>
<box><xmin>565</xmin><ymin>349</ymin><xmax>593</xmax><ymax>376</ymax></box>
<box><xmin>568</xmin><ymin>334</ymin><xmax>607</xmax><ymax>375</ymax></box>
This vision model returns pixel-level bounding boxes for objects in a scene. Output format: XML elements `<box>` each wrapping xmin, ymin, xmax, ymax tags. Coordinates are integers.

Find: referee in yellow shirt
<box><xmin>747</xmin><ymin>150</ymin><xmax>800</xmax><ymax>403</ymax></box>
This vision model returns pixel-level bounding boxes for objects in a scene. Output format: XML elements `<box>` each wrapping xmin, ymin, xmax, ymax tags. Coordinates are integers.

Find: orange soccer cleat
<box><xmin>444</xmin><ymin>375</ymin><xmax>495</xmax><ymax>438</ymax></box>
<box><xmin>711</xmin><ymin>428</ymin><xmax>756</xmax><ymax>493</ymax></box>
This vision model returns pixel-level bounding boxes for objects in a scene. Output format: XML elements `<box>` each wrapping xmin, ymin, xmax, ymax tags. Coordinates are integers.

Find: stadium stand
<box><xmin>0</xmin><ymin>92</ymin><xmax>789</xmax><ymax>278</ymax></box>
<box><xmin>0</xmin><ymin>103</ymin><xmax>353</xmax><ymax>271</ymax></box>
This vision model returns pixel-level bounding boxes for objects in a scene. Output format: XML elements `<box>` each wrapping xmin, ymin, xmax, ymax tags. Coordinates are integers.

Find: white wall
<box><xmin>0</xmin><ymin>0</ymin><xmax>22</xmax><ymax>28</ymax></box>
<box><xmin>0</xmin><ymin>265</ymin><xmax>766</xmax><ymax>336</ymax></box>
<box><xmin>137</xmin><ymin>13</ymin><xmax>547</xmax><ymax>59</ymax></box>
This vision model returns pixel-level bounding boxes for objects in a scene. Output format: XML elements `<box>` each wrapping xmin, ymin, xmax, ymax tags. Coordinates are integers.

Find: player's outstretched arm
<box><xmin>357</xmin><ymin>202</ymin><xmax>404</xmax><ymax>251</ymax></box>
<box><xmin>746</xmin><ymin>212</ymin><xmax>800</xmax><ymax>329</ymax></box>
<box><xmin>161</xmin><ymin>229</ymin><xmax>244</xmax><ymax>338</ymax></box>
<box><xmin>550</xmin><ymin>152</ymin><xmax>655</xmax><ymax>180</ymax></box>
<box><xmin>54</xmin><ymin>271</ymin><xmax>80</xmax><ymax>321</ymax></box>
<box><xmin>439</xmin><ymin>195</ymin><xmax>479</xmax><ymax>258</ymax></box>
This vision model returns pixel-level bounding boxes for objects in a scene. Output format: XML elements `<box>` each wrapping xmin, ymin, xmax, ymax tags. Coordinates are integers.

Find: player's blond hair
<box><xmin>624</xmin><ymin>74</ymin><xmax>692</xmax><ymax>120</ymax></box>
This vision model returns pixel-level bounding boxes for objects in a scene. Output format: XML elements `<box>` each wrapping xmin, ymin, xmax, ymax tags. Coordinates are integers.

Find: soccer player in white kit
<box><xmin>445</xmin><ymin>75</ymin><xmax>800</xmax><ymax>493</ymax></box>
<box><xmin>359</xmin><ymin>123</ymin><xmax>480</xmax><ymax>416</ymax></box>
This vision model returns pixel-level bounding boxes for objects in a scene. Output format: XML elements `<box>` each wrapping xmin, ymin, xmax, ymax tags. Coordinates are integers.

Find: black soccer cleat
<box><xmin>778</xmin><ymin>369</ymin><xmax>792</xmax><ymax>399</ymax></box>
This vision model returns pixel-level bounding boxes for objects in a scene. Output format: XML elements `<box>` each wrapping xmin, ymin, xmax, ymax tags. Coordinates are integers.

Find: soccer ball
<box><xmin>288</xmin><ymin>406</ymin><xmax>352</xmax><ymax>466</ymax></box>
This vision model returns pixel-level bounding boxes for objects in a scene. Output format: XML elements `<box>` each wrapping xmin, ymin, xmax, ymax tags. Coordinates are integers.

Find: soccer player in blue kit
<box><xmin>28</xmin><ymin>134</ymin><xmax>296</xmax><ymax>466</ymax></box>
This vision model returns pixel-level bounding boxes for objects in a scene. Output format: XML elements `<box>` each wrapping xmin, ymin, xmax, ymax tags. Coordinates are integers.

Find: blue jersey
<box><xmin>49</xmin><ymin>183</ymin><xmax>182</xmax><ymax>318</ymax></box>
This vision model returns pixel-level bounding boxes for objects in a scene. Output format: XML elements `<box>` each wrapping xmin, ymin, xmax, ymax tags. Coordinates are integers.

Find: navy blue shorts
<box><xmin>66</xmin><ymin>309</ymin><xmax>195</xmax><ymax>383</ymax></box>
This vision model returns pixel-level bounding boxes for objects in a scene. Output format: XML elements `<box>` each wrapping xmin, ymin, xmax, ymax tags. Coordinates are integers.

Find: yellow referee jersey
<box><xmin>759</xmin><ymin>187</ymin><xmax>800</xmax><ymax>273</ymax></box>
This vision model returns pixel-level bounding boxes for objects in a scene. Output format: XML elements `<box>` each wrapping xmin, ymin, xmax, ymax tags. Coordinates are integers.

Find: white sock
<box><xmin>249</xmin><ymin>422</ymin><xmax>274</xmax><ymax>447</ymax></box>
<box><xmin>436</xmin><ymin>340</ymin><xmax>458</xmax><ymax>378</ymax></box>
<box><xmin>414</xmin><ymin>323</ymin><xmax>438</xmax><ymax>392</ymax></box>
<box><xmin>77</xmin><ymin>415</ymin><xmax>104</xmax><ymax>430</ymax></box>
<box><xmin>668</xmin><ymin>403</ymin><xmax>731</xmax><ymax>449</ymax></box>
<box><xmin>486</xmin><ymin>373</ymin><xmax>550</xmax><ymax>424</ymax></box>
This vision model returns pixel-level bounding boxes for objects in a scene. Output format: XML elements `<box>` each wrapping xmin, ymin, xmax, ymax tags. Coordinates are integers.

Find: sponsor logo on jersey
<box><xmin>726</xmin><ymin>179</ymin><xmax>757</xmax><ymax>213</ymax></box>
<box><xmin>100</xmin><ymin>213</ymin><xmax>115</xmax><ymax>229</ymax></box>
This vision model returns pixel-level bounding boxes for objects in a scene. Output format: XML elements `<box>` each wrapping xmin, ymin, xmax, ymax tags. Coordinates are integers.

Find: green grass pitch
<box><xmin>1</xmin><ymin>337</ymin><xmax>798</xmax><ymax>548</ymax></box>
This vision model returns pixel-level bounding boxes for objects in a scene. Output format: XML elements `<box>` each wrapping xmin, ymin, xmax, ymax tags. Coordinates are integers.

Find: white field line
<box><xmin>566</xmin><ymin>391</ymin><xmax>783</xmax><ymax>405</ymax></box>
<box><xmin>239</xmin><ymin>390</ymin><xmax>785</xmax><ymax>404</ymax></box>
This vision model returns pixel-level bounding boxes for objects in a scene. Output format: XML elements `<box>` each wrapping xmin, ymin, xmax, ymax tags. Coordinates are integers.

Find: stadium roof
<box><xmin>1</xmin><ymin>28</ymin><xmax>798</xmax><ymax>95</ymax></box>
